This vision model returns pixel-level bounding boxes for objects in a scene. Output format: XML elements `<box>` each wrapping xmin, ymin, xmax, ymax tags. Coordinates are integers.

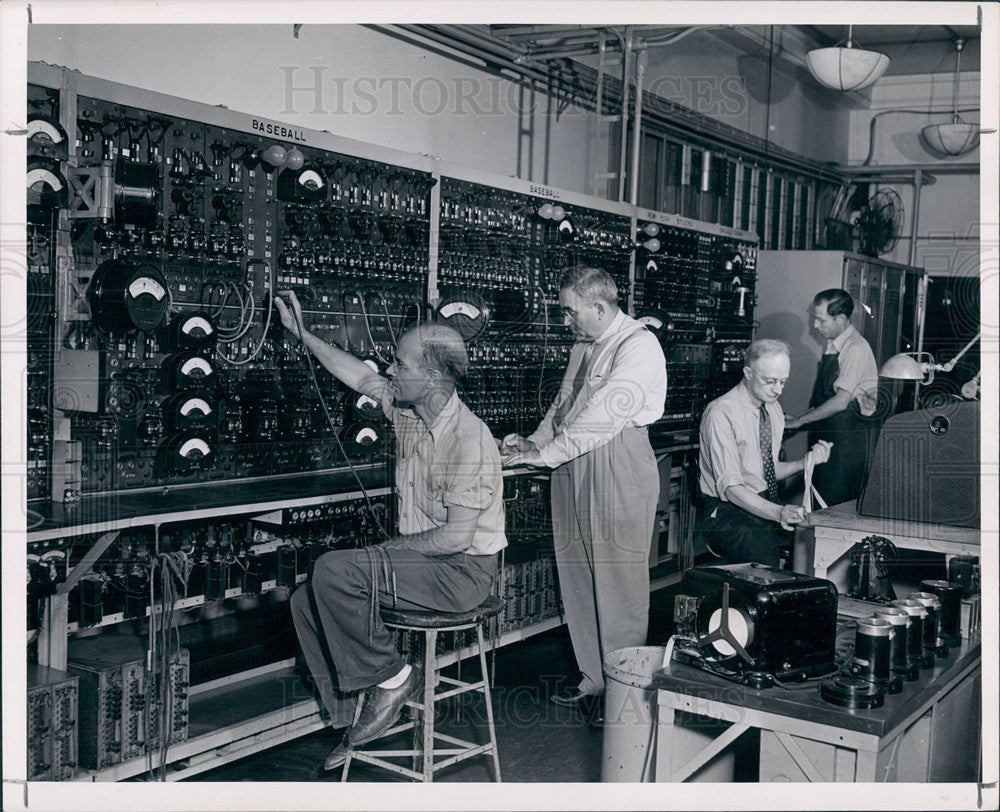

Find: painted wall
<box><xmin>847</xmin><ymin>72</ymin><xmax>980</xmax><ymax>275</ymax></box>
<box><xmin>29</xmin><ymin>23</ymin><xmax>858</xmax><ymax>199</ymax></box>
<box><xmin>27</xmin><ymin>24</ymin><xmax>598</xmax><ymax>194</ymax></box>
<box><xmin>638</xmin><ymin>29</ymin><xmax>854</xmax><ymax>164</ymax></box>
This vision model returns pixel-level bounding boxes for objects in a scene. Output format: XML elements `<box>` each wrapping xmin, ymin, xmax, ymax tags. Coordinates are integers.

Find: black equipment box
<box><xmin>860</xmin><ymin>401</ymin><xmax>979</xmax><ymax>528</ymax></box>
<box><xmin>674</xmin><ymin>563</ymin><xmax>838</xmax><ymax>686</ymax></box>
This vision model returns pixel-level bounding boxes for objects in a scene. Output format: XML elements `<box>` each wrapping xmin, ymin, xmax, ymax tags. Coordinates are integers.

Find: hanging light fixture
<box><xmin>921</xmin><ymin>38</ymin><xmax>980</xmax><ymax>157</ymax></box>
<box><xmin>806</xmin><ymin>25</ymin><xmax>890</xmax><ymax>91</ymax></box>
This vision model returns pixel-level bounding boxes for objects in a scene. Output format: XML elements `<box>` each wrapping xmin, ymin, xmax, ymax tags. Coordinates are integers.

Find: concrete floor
<box><xmin>185</xmin><ymin>588</ymin><xmax>678</xmax><ymax>783</ymax></box>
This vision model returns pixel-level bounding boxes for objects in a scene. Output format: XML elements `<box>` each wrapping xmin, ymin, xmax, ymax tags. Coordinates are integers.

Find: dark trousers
<box><xmin>699</xmin><ymin>495</ymin><xmax>783</xmax><ymax>568</ymax></box>
<box><xmin>809</xmin><ymin>410</ymin><xmax>874</xmax><ymax>507</ymax></box>
<box><xmin>290</xmin><ymin>546</ymin><xmax>496</xmax><ymax>727</ymax></box>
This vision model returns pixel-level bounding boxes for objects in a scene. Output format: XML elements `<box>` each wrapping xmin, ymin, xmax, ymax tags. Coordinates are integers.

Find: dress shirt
<box><xmin>828</xmin><ymin>324</ymin><xmax>878</xmax><ymax>416</ymax></box>
<box><xmin>528</xmin><ymin>309</ymin><xmax>667</xmax><ymax>468</ymax></box>
<box><xmin>699</xmin><ymin>380</ymin><xmax>784</xmax><ymax>501</ymax></box>
<box><xmin>381</xmin><ymin>387</ymin><xmax>507</xmax><ymax>555</ymax></box>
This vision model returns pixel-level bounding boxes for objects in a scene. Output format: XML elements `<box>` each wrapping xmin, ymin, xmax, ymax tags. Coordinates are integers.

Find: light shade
<box><xmin>806</xmin><ymin>46</ymin><xmax>890</xmax><ymax>91</ymax></box>
<box><xmin>879</xmin><ymin>353</ymin><xmax>929</xmax><ymax>380</ymax></box>
<box><xmin>921</xmin><ymin>122</ymin><xmax>980</xmax><ymax>156</ymax></box>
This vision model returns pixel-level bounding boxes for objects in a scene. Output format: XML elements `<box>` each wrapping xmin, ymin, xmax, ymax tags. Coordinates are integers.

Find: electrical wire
<box><xmin>380</xmin><ymin>296</ymin><xmax>400</xmax><ymax>346</ymax></box>
<box><xmin>289</xmin><ymin>301</ymin><xmax>390</xmax><ymax>539</ymax></box>
<box><xmin>26</xmin><ymin>508</ymin><xmax>45</xmax><ymax>530</ymax></box>
<box><xmin>145</xmin><ymin>549</ymin><xmax>191</xmax><ymax>780</ymax></box>
<box><xmin>219</xmin><ymin>262</ymin><xmax>274</xmax><ymax>366</ymax></box>
<box><xmin>355</xmin><ymin>290</ymin><xmax>391</xmax><ymax>364</ymax></box>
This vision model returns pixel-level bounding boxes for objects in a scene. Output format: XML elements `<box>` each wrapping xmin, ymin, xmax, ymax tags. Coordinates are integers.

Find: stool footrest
<box><xmin>342</xmin><ymin>611</ymin><xmax>502</xmax><ymax>782</ymax></box>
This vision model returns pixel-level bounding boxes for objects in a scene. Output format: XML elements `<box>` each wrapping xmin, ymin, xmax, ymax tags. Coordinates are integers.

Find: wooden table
<box><xmin>806</xmin><ymin>501</ymin><xmax>980</xmax><ymax>583</ymax></box>
<box><xmin>653</xmin><ymin>636</ymin><xmax>981</xmax><ymax>782</ymax></box>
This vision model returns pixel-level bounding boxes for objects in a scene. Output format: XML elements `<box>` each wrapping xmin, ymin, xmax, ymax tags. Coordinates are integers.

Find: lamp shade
<box><xmin>806</xmin><ymin>46</ymin><xmax>890</xmax><ymax>91</ymax></box>
<box><xmin>879</xmin><ymin>353</ymin><xmax>927</xmax><ymax>380</ymax></box>
<box><xmin>921</xmin><ymin>122</ymin><xmax>980</xmax><ymax>156</ymax></box>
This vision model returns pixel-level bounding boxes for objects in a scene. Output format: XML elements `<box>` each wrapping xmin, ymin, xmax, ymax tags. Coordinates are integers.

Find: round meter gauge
<box><xmin>89</xmin><ymin>259</ymin><xmax>170</xmax><ymax>333</ymax></box>
<box><xmin>435</xmin><ymin>292</ymin><xmax>491</xmax><ymax>342</ymax></box>
<box><xmin>635</xmin><ymin>309</ymin><xmax>674</xmax><ymax>344</ymax></box>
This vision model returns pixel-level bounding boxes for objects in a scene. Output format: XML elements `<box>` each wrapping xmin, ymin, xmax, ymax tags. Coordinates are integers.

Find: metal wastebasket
<box><xmin>602</xmin><ymin>646</ymin><xmax>736</xmax><ymax>782</ymax></box>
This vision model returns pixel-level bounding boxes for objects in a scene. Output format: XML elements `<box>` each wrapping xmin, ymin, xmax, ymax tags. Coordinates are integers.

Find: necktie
<box><xmin>553</xmin><ymin>342</ymin><xmax>595</xmax><ymax>430</ymax></box>
<box><xmin>759</xmin><ymin>403</ymin><xmax>779</xmax><ymax>502</ymax></box>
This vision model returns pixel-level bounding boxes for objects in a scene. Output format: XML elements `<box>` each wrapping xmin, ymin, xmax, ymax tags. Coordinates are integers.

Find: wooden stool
<box><xmin>342</xmin><ymin>595</ymin><xmax>503</xmax><ymax>782</ymax></box>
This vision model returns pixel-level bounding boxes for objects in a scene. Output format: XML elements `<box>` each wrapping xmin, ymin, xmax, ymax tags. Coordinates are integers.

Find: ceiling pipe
<box><xmin>618</xmin><ymin>27</ymin><xmax>633</xmax><ymax>202</ymax></box>
<box><xmin>378</xmin><ymin>24</ymin><xmax>848</xmax><ymax>184</ymax></box>
<box><xmin>862</xmin><ymin>108</ymin><xmax>982</xmax><ymax>166</ymax></box>
<box><xmin>841</xmin><ymin>163</ymin><xmax>977</xmax><ymax>175</ymax></box>
<box><xmin>629</xmin><ymin>48</ymin><xmax>648</xmax><ymax>206</ymax></box>
<box><xmin>909</xmin><ymin>168</ymin><xmax>923</xmax><ymax>267</ymax></box>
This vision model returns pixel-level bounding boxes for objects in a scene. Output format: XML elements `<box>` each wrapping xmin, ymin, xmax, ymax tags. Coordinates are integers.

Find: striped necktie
<box><xmin>759</xmin><ymin>403</ymin><xmax>779</xmax><ymax>502</ymax></box>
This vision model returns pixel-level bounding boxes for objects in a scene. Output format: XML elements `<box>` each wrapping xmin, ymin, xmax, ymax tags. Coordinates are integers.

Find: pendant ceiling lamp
<box><xmin>806</xmin><ymin>26</ymin><xmax>890</xmax><ymax>91</ymax></box>
<box><xmin>922</xmin><ymin>38</ymin><xmax>980</xmax><ymax>157</ymax></box>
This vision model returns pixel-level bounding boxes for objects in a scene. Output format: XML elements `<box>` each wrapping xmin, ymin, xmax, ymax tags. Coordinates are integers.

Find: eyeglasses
<box><xmin>751</xmin><ymin>370</ymin><xmax>788</xmax><ymax>387</ymax></box>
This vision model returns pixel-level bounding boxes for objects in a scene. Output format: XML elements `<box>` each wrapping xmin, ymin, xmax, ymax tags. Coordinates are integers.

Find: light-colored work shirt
<box><xmin>826</xmin><ymin>324</ymin><xmax>878</xmax><ymax>417</ymax></box>
<box><xmin>381</xmin><ymin>387</ymin><xmax>507</xmax><ymax>556</ymax></box>
<box><xmin>528</xmin><ymin>309</ymin><xmax>667</xmax><ymax>468</ymax></box>
<box><xmin>699</xmin><ymin>380</ymin><xmax>784</xmax><ymax>501</ymax></box>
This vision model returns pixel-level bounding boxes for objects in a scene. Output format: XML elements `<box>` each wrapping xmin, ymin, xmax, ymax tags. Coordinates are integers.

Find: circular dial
<box><xmin>180</xmin><ymin>315</ymin><xmax>213</xmax><ymax>337</ymax></box>
<box><xmin>89</xmin><ymin>260</ymin><xmax>170</xmax><ymax>333</ymax></box>
<box><xmin>178</xmin><ymin>437</ymin><xmax>210</xmax><ymax>458</ymax></box>
<box><xmin>435</xmin><ymin>292</ymin><xmax>490</xmax><ymax>342</ymax></box>
<box><xmin>179</xmin><ymin>356</ymin><xmax>214</xmax><ymax>378</ymax></box>
<box><xmin>127</xmin><ymin>276</ymin><xmax>166</xmax><ymax>300</ymax></box>
<box><xmin>178</xmin><ymin>397</ymin><xmax>212</xmax><ymax>418</ymax></box>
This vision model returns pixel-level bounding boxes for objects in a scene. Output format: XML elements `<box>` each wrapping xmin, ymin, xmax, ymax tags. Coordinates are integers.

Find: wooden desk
<box><xmin>806</xmin><ymin>501</ymin><xmax>980</xmax><ymax>583</ymax></box>
<box><xmin>653</xmin><ymin>637</ymin><xmax>981</xmax><ymax>782</ymax></box>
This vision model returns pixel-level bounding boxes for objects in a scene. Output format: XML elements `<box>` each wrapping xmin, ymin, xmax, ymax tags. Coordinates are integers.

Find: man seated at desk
<box><xmin>698</xmin><ymin>339</ymin><xmax>831</xmax><ymax>567</ymax></box>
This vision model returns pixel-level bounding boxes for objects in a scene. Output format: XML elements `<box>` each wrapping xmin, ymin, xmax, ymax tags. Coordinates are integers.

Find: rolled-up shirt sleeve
<box><xmin>833</xmin><ymin>340</ymin><xmax>878</xmax><ymax>416</ymax></box>
<box><xmin>700</xmin><ymin>407</ymin><xmax>745</xmax><ymax>498</ymax></box>
<box><xmin>536</xmin><ymin>334</ymin><xmax>664</xmax><ymax>468</ymax></box>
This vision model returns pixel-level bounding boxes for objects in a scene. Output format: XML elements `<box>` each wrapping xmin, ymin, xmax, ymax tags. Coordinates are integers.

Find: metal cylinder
<box><xmin>873</xmin><ymin>606</ymin><xmax>913</xmax><ymax>678</ymax></box>
<box><xmin>920</xmin><ymin>579</ymin><xmax>963</xmax><ymax>644</ymax></box>
<box><xmin>892</xmin><ymin>599</ymin><xmax>928</xmax><ymax>668</ymax></box>
<box><xmin>909</xmin><ymin>591</ymin><xmax>946</xmax><ymax>655</ymax></box>
<box><xmin>602</xmin><ymin>646</ymin><xmax>735</xmax><ymax>782</ymax></box>
<box><xmin>852</xmin><ymin>616</ymin><xmax>891</xmax><ymax>685</ymax></box>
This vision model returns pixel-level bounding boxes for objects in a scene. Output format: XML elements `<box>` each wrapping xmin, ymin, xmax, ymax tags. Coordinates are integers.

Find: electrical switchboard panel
<box><xmin>27</xmin><ymin>65</ymin><xmax>758</xmax><ymax>509</ymax></box>
<box><xmin>27</xmin><ymin>665</ymin><xmax>79</xmax><ymax>781</ymax></box>
<box><xmin>25</xmin><ymin>63</ymin><xmax>758</xmax><ymax>781</ymax></box>
<box><xmin>67</xmin><ymin>636</ymin><xmax>189</xmax><ymax>770</ymax></box>
<box><xmin>438</xmin><ymin>175</ymin><xmax>633</xmax><ymax>438</ymax></box>
<box><xmin>633</xmin><ymin>212</ymin><xmax>758</xmax><ymax>437</ymax></box>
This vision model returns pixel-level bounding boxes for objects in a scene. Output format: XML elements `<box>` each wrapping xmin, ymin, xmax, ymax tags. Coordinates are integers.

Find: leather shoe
<box><xmin>323</xmin><ymin>741</ymin><xmax>350</xmax><ymax>771</ymax></box>
<box><xmin>349</xmin><ymin>667</ymin><xmax>423</xmax><ymax>746</ymax></box>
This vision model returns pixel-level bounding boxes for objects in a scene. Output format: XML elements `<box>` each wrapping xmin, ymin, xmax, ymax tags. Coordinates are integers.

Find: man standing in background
<box><xmin>500</xmin><ymin>267</ymin><xmax>667</xmax><ymax>724</ymax></box>
<box><xmin>785</xmin><ymin>289</ymin><xmax>879</xmax><ymax>506</ymax></box>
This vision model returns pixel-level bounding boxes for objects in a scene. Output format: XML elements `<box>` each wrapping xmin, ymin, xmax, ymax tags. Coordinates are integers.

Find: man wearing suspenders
<box><xmin>501</xmin><ymin>267</ymin><xmax>667</xmax><ymax>724</ymax></box>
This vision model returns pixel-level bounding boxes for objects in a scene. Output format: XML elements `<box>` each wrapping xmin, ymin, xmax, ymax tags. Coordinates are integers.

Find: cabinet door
<box><xmin>899</xmin><ymin>270</ymin><xmax>920</xmax><ymax>354</ymax></box>
<box><xmin>843</xmin><ymin>256</ymin><xmax>865</xmax><ymax>307</ymax></box>
<box><xmin>878</xmin><ymin>267</ymin><xmax>904</xmax><ymax>366</ymax></box>
<box><xmin>861</xmin><ymin>261</ymin><xmax>885</xmax><ymax>359</ymax></box>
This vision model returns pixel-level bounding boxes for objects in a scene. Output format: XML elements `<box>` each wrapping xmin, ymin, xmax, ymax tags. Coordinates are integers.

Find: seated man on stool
<box><xmin>698</xmin><ymin>339</ymin><xmax>831</xmax><ymax>567</ymax></box>
<box><xmin>274</xmin><ymin>292</ymin><xmax>507</xmax><ymax>771</ymax></box>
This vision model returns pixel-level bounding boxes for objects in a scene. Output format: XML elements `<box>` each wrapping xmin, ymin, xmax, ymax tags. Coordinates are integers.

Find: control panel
<box><xmin>634</xmin><ymin>212</ymin><xmax>758</xmax><ymax>437</ymax></box>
